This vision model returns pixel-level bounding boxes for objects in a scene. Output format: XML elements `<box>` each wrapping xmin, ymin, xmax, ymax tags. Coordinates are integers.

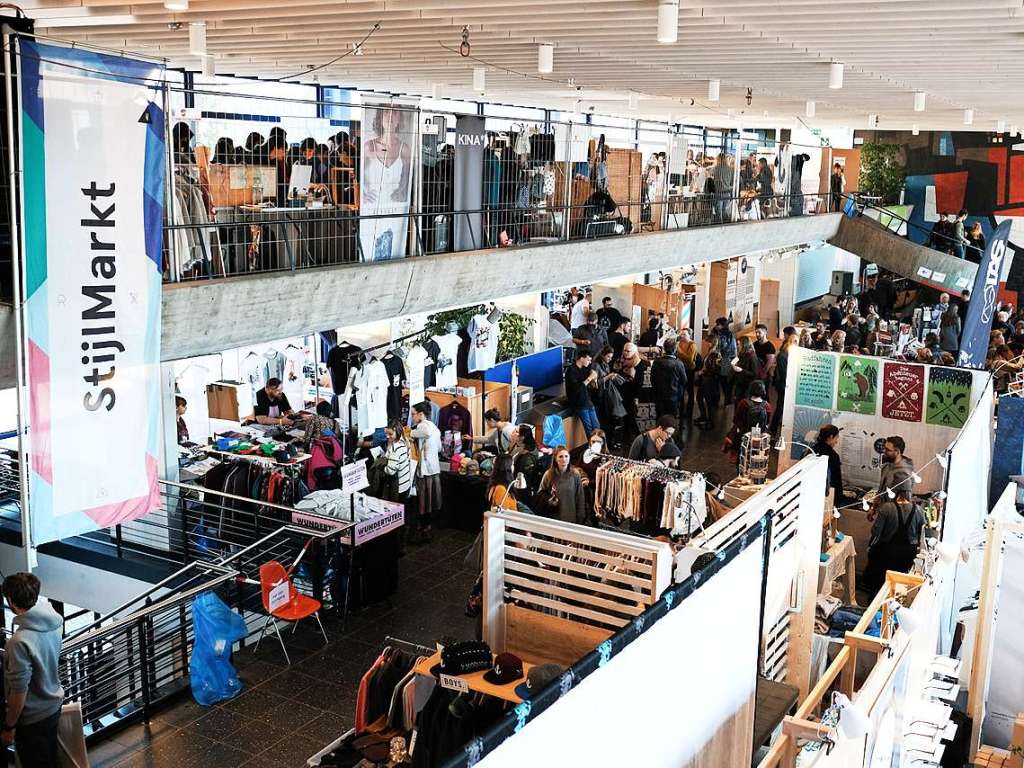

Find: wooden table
<box><xmin>752</xmin><ymin>677</ymin><xmax>800</xmax><ymax>750</ymax></box>
<box><xmin>818</xmin><ymin>535</ymin><xmax>857</xmax><ymax>604</ymax></box>
<box><xmin>413</xmin><ymin>651</ymin><xmax>533</xmax><ymax>704</ymax></box>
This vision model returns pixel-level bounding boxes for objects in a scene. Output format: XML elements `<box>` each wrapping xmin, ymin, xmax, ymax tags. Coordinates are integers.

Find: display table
<box><xmin>818</xmin><ymin>535</ymin><xmax>857</xmax><ymax>604</ymax></box>
<box><xmin>836</xmin><ymin>507</ymin><xmax>872</xmax><ymax>575</ymax></box>
<box><xmin>413</xmin><ymin>651</ymin><xmax>533</xmax><ymax>705</ymax></box>
<box><xmin>439</xmin><ymin>471</ymin><xmax>489</xmax><ymax>532</ymax></box>
<box><xmin>720</xmin><ymin>477</ymin><xmax>767</xmax><ymax>508</ymax></box>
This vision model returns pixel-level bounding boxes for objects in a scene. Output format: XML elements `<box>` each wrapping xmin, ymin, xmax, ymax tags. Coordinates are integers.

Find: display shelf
<box><xmin>412</xmin><ymin>651</ymin><xmax>532</xmax><ymax>704</ymax></box>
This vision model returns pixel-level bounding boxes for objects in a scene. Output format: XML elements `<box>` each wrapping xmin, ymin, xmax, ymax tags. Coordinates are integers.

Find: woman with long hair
<box><xmin>382</xmin><ymin>419</ymin><xmax>412</xmax><ymax>502</ymax></box>
<box><xmin>487</xmin><ymin>454</ymin><xmax>518</xmax><ymax>511</ymax></box>
<box><xmin>538</xmin><ymin>446</ymin><xmax>587</xmax><ymax>524</ymax></box>
<box><xmin>939</xmin><ymin>305</ymin><xmax>961</xmax><ymax>354</ymax></box>
<box><xmin>695</xmin><ymin>351</ymin><xmax>722</xmax><ymax>430</ymax></box>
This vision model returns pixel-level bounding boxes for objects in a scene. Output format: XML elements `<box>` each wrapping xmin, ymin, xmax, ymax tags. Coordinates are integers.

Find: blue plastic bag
<box><xmin>190</xmin><ymin>591</ymin><xmax>247</xmax><ymax>705</ymax></box>
<box><xmin>542</xmin><ymin>414</ymin><xmax>566</xmax><ymax>449</ymax></box>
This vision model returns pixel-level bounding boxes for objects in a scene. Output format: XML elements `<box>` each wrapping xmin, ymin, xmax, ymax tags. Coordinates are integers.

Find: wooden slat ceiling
<box><xmin>10</xmin><ymin>0</ymin><xmax>1024</xmax><ymax>130</ymax></box>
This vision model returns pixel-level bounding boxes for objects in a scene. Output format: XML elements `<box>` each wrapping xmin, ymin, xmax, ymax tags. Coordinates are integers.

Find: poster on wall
<box><xmin>18</xmin><ymin>39</ymin><xmax>166</xmax><ymax>546</ymax></box>
<box><xmin>359</xmin><ymin>100</ymin><xmax>416</xmax><ymax>262</ymax></box>
<box><xmin>794</xmin><ymin>350</ymin><xmax>836</xmax><ymax>410</ymax></box>
<box><xmin>881</xmin><ymin>362</ymin><xmax>925</xmax><ymax>422</ymax></box>
<box><xmin>836</xmin><ymin>355</ymin><xmax>879</xmax><ymax>415</ymax></box>
<box><xmin>926</xmin><ymin>367</ymin><xmax>973</xmax><ymax>428</ymax></box>
<box><xmin>790</xmin><ymin>405</ymin><xmax>836</xmax><ymax>461</ymax></box>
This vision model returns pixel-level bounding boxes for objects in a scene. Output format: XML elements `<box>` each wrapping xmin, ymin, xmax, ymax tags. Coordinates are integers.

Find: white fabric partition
<box><xmin>478</xmin><ymin>537</ymin><xmax>765</xmax><ymax>768</ymax></box>
<box><xmin>941</xmin><ymin>378</ymin><xmax>994</xmax><ymax>549</ymax></box>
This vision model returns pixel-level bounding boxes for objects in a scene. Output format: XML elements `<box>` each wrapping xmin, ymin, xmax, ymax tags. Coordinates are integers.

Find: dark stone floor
<box><xmin>88</xmin><ymin>412</ymin><xmax>740</xmax><ymax>768</ymax></box>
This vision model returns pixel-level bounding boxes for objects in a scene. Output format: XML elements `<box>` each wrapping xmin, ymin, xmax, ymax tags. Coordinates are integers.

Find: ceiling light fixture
<box><xmin>460</xmin><ymin>26</ymin><xmax>471</xmax><ymax>57</ymax></box>
<box><xmin>657</xmin><ymin>0</ymin><xmax>679</xmax><ymax>44</ymax></box>
<box><xmin>867</xmin><ymin>113</ymin><xmax>878</xmax><ymax>129</ymax></box>
<box><xmin>913</xmin><ymin>91</ymin><xmax>926</xmax><ymax>112</ymax></box>
<box><xmin>912</xmin><ymin>124</ymin><xmax>919</xmax><ymax>136</ymax></box>
<box><xmin>964</xmin><ymin>108</ymin><xmax>974</xmax><ymax>125</ymax></box>
<box><xmin>538</xmin><ymin>43</ymin><xmax>553</xmax><ymax>74</ymax></box>
<box><xmin>430</xmin><ymin>83</ymin><xmax>439</xmax><ymax>99</ymax></box>
<box><xmin>745</xmin><ymin>87</ymin><xmax>752</xmax><ymax>106</ymax></box>
<box><xmin>352</xmin><ymin>42</ymin><xmax>364</xmax><ymax>56</ymax></box>
<box><xmin>629</xmin><ymin>92</ymin><xmax>639</xmax><ymax>110</ymax></box>
<box><xmin>829</xmin><ymin>61</ymin><xmax>844</xmax><ymax>90</ymax></box>
<box><xmin>707</xmin><ymin>79</ymin><xmax>720</xmax><ymax>102</ymax></box>
<box><xmin>164</xmin><ymin>0</ymin><xmax>188</xmax><ymax>10</ymax></box>
<box><xmin>188</xmin><ymin>21</ymin><xmax>206</xmax><ymax>56</ymax></box>
<box><xmin>1011</xmin><ymin>124</ymin><xmax>1020</xmax><ymax>138</ymax></box>
<box><xmin>805</xmin><ymin>100</ymin><xmax>816</xmax><ymax>118</ymax></box>
<box><xmin>473</xmin><ymin>66</ymin><xmax>485</xmax><ymax>95</ymax></box>
<box><xmin>997</xmin><ymin>119</ymin><xmax>1007</xmax><ymax>134</ymax></box>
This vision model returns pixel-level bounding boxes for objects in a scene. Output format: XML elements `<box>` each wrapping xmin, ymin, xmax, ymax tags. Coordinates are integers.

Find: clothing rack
<box><xmin>384</xmin><ymin>635</ymin><xmax>436</xmax><ymax>655</ymax></box>
<box><xmin>342</xmin><ymin>328</ymin><xmax>425</xmax><ymax>360</ymax></box>
<box><xmin>594</xmin><ymin>452</ymin><xmax>694</xmax><ymax>480</ymax></box>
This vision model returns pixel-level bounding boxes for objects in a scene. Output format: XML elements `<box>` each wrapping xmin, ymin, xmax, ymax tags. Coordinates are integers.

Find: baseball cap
<box><xmin>513</xmin><ymin>663</ymin><xmax>564</xmax><ymax>700</ymax></box>
<box><xmin>482</xmin><ymin>653</ymin><xmax>525</xmax><ymax>686</ymax></box>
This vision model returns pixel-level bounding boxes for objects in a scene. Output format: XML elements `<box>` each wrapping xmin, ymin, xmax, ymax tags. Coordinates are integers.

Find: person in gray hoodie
<box><xmin>2</xmin><ymin>572</ymin><xmax>63</xmax><ymax>767</ymax></box>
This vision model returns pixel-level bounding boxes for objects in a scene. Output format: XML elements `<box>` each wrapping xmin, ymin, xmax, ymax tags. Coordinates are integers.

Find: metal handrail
<box><xmin>847</xmin><ymin>193</ymin><xmax>979</xmax><ymax>256</ymax></box>
<box><xmin>160</xmin><ymin>477</ymin><xmax>305</xmax><ymax>520</ymax></box>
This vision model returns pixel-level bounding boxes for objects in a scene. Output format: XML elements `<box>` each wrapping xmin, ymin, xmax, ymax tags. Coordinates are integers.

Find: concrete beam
<box><xmin>828</xmin><ymin>215</ymin><xmax>977</xmax><ymax>296</ymax></box>
<box><xmin>0</xmin><ymin>215</ymin><xmax>843</xmax><ymax>385</ymax></box>
<box><xmin>162</xmin><ymin>214</ymin><xmax>842</xmax><ymax>360</ymax></box>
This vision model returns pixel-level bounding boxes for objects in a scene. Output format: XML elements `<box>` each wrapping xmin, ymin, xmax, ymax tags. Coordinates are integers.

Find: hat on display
<box><xmin>482</xmin><ymin>653</ymin><xmax>525</xmax><ymax>686</ymax></box>
<box><xmin>514</xmin><ymin>663</ymin><xmax>564</xmax><ymax>700</ymax></box>
<box><xmin>429</xmin><ymin>640</ymin><xmax>493</xmax><ymax>676</ymax></box>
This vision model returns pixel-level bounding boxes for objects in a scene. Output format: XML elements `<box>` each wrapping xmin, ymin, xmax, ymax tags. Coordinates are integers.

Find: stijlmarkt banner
<box><xmin>19</xmin><ymin>39</ymin><xmax>166</xmax><ymax>545</ymax></box>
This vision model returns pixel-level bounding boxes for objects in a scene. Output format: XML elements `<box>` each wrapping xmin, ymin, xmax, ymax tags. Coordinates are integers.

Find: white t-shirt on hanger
<box><xmin>359</xmin><ymin>358</ymin><xmax>390</xmax><ymax>436</ymax></box>
<box><xmin>405</xmin><ymin>345</ymin><xmax>428</xmax><ymax>405</ymax></box>
<box><xmin>468</xmin><ymin>314</ymin><xmax>499</xmax><ymax>372</ymax></box>
<box><xmin>432</xmin><ymin>334</ymin><xmax>462</xmax><ymax>389</ymax></box>
<box><xmin>240</xmin><ymin>352</ymin><xmax>266</xmax><ymax>396</ymax></box>
<box><xmin>283</xmin><ymin>345</ymin><xmax>306</xmax><ymax>408</ymax></box>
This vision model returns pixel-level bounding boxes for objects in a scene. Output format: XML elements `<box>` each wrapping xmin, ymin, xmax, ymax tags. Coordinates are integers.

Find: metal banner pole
<box><xmin>4</xmin><ymin>29</ymin><xmax>33</xmax><ymax>565</ymax></box>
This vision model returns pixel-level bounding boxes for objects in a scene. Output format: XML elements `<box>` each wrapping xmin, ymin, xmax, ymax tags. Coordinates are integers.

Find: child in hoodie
<box><xmin>2</xmin><ymin>572</ymin><xmax>64</xmax><ymax>767</ymax></box>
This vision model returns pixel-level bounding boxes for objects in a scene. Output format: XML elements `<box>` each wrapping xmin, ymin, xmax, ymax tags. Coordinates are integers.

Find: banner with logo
<box><xmin>454</xmin><ymin>115</ymin><xmax>485</xmax><ymax>252</ymax></box>
<box><xmin>359</xmin><ymin>100</ymin><xmax>416</xmax><ymax>261</ymax></box>
<box><xmin>959</xmin><ymin>219</ymin><xmax>1012</xmax><ymax>368</ymax></box>
<box><xmin>19</xmin><ymin>39</ymin><xmax>166</xmax><ymax>546</ymax></box>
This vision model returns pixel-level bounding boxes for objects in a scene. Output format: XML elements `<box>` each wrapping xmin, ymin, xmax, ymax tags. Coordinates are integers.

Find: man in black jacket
<box><xmin>651</xmin><ymin>339</ymin><xmax>688</xmax><ymax>433</ymax></box>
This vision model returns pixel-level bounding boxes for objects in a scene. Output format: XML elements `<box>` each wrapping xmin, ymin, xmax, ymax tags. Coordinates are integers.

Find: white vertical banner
<box><xmin>18</xmin><ymin>39</ymin><xmax>166</xmax><ymax>545</ymax></box>
<box><xmin>359</xmin><ymin>99</ymin><xmax>417</xmax><ymax>261</ymax></box>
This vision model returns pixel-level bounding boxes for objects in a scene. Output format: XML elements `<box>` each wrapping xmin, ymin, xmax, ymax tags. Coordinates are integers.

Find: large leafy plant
<box><xmin>420</xmin><ymin>305</ymin><xmax>534</xmax><ymax>363</ymax></box>
<box><xmin>858</xmin><ymin>142</ymin><xmax>905</xmax><ymax>204</ymax></box>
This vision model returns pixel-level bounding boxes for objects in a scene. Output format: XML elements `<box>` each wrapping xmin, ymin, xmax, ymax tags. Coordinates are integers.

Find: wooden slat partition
<box><xmin>483</xmin><ymin>510</ymin><xmax>672</xmax><ymax>664</ymax></box>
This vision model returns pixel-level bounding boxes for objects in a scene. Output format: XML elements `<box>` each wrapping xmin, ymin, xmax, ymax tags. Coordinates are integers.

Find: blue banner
<box><xmin>958</xmin><ymin>219</ymin><xmax>1012</xmax><ymax>368</ymax></box>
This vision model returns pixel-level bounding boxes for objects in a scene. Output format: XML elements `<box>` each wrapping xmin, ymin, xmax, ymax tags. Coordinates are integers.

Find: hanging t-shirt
<box><xmin>381</xmin><ymin>352</ymin><xmax>406</xmax><ymax>422</ymax></box>
<box><xmin>405</xmin><ymin>345</ymin><xmax>428</xmax><ymax>406</ymax></box>
<box><xmin>432</xmin><ymin>334</ymin><xmax>462</xmax><ymax>388</ymax></box>
<box><xmin>422</xmin><ymin>339</ymin><xmax>439</xmax><ymax>389</ymax></box>
<box><xmin>326</xmin><ymin>341</ymin><xmax>363</xmax><ymax>394</ymax></box>
<box><xmin>358</xmin><ymin>358</ymin><xmax>390</xmax><ymax>436</ymax></box>
<box><xmin>240</xmin><ymin>352</ymin><xmax>267</xmax><ymax>395</ymax></box>
<box><xmin>467</xmin><ymin>314</ymin><xmax>499</xmax><ymax>372</ymax></box>
<box><xmin>263</xmin><ymin>349</ymin><xmax>286</xmax><ymax>382</ymax></box>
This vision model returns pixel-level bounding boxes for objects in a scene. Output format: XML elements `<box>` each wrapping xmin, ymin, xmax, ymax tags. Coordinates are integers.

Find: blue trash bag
<box><xmin>542</xmin><ymin>414</ymin><xmax>566</xmax><ymax>448</ymax></box>
<box><xmin>190</xmin><ymin>591</ymin><xmax>247</xmax><ymax>705</ymax></box>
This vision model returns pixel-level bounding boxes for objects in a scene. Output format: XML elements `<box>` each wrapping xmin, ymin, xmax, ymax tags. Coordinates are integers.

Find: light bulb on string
<box><xmin>935</xmin><ymin>452</ymin><xmax>948</xmax><ymax>469</ymax></box>
<box><xmin>886</xmin><ymin>487</ymin><xmax>895</xmax><ymax>500</ymax></box>
<box><xmin>912</xmin><ymin>473</ymin><xmax>922</xmax><ymax>485</ymax></box>
<box><xmin>862</xmin><ymin>498</ymin><xmax>871</xmax><ymax>511</ymax></box>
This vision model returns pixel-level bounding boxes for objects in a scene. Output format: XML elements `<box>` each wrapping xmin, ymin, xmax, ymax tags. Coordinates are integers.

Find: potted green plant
<box><xmin>858</xmin><ymin>143</ymin><xmax>906</xmax><ymax>205</ymax></box>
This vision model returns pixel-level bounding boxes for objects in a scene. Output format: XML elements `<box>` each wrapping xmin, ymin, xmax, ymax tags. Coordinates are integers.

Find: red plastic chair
<box><xmin>254</xmin><ymin>560</ymin><xmax>328</xmax><ymax>664</ymax></box>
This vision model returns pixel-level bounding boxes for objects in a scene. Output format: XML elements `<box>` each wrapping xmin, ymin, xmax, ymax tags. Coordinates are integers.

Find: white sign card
<box><xmin>268</xmin><ymin>581</ymin><xmax>290</xmax><ymax>612</ymax></box>
<box><xmin>341</xmin><ymin>459</ymin><xmax>370</xmax><ymax>493</ymax></box>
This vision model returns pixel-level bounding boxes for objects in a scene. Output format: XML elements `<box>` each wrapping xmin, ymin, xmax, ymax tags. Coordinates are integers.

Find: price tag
<box><xmin>341</xmin><ymin>459</ymin><xmax>370</xmax><ymax>493</ymax></box>
<box><xmin>268</xmin><ymin>581</ymin><xmax>290</xmax><ymax>613</ymax></box>
<box><xmin>439</xmin><ymin>673</ymin><xmax>470</xmax><ymax>693</ymax></box>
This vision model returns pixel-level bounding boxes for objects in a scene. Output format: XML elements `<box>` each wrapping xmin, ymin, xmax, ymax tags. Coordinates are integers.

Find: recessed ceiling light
<box><xmin>538</xmin><ymin>43</ymin><xmax>553</xmax><ymax>74</ymax></box>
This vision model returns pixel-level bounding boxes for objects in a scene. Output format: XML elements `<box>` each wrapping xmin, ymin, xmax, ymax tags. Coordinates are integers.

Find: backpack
<box><xmin>745</xmin><ymin>398</ymin><xmax>769</xmax><ymax>432</ymax></box>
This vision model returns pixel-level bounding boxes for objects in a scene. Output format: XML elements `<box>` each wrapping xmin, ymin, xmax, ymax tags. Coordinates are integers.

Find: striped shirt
<box><xmin>384</xmin><ymin>439</ymin><xmax>412</xmax><ymax>495</ymax></box>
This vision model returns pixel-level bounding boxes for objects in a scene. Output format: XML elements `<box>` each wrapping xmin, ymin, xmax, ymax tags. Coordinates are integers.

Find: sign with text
<box><xmin>267</xmin><ymin>581</ymin><xmax>290</xmax><ymax>612</ymax></box>
<box><xmin>439</xmin><ymin>673</ymin><xmax>470</xmax><ymax>693</ymax></box>
<box><xmin>341</xmin><ymin>459</ymin><xmax>370</xmax><ymax>493</ymax></box>
<box><xmin>19</xmin><ymin>39</ymin><xmax>166</xmax><ymax>546</ymax></box>
<box><xmin>345</xmin><ymin>496</ymin><xmax>405</xmax><ymax>545</ymax></box>
<box><xmin>882</xmin><ymin>362</ymin><xmax>925</xmax><ymax>422</ymax></box>
<box><xmin>793</xmin><ymin>349</ymin><xmax>836</xmax><ymax>410</ymax></box>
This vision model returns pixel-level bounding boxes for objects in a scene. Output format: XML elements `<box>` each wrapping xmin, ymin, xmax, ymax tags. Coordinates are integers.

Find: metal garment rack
<box><xmin>384</xmin><ymin>635</ymin><xmax>436</xmax><ymax>655</ymax></box>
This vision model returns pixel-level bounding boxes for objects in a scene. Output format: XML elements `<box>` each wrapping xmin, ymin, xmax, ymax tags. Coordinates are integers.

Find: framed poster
<box><xmin>926</xmin><ymin>367</ymin><xmax>973</xmax><ymax>428</ymax></box>
<box><xmin>881</xmin><ymin>362</ymin><xmax>925</xmax><ymax>422</ymax></box>
<box><xmin>837</xmin><ymin>355</ymin><xmax>879</xmax><ymax>415</ymax></box>
<box><xmin>794</xmin><ymin>350</ymin><xmax>837</xmax><ymax>410</ymax></box>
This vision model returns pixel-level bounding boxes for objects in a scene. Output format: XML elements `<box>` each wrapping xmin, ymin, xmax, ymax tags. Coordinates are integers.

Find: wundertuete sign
<box><xmin>19</xmin><ymin>39</ymin><xmax>166</xmax><ymax>546</ymax></box>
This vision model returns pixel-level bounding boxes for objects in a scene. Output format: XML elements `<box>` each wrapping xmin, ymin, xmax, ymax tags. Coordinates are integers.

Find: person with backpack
<box><xmin>712</xmin><ymin>318</ymin><xmax>737</xmax><ymax>405</ymax></box>
<box><xmin>728</xmin><ymin>381</ymin><xmax>772</xmax><ymax>463</ymax></box>
<box><xmin>863</xmin><ymin>486</ymin><xmax>928</xmax><ymax>594</ymax></box>
<box><xmin>694</xmin><ymin>351</ymin><xmax>722</xmax><ymax>431</ymax></box>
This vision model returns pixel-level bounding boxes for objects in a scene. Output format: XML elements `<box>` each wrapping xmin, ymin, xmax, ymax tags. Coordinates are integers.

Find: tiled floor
<box><xmin>89</xmin><ymin>412</ymin><xmax>741</xmax><ymax>768</ymax></box>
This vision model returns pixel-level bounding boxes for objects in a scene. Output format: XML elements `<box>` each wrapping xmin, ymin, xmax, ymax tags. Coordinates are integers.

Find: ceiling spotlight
<box><xmin>460</xmin><ymin>25</ymin><xmax>471</xmax><ymax>57</ymax></box>
<box><xmin>473</xmin><ymin>66</ymin><xmax>485</xmax><ymax>95</ymax></box>
<box><xmin>964</xmin><ymin>108</ymin><xmax>974</xmax><ymax>125</ymax></box>
<box><xmin>912</xmin><ymin>124</ymin><xmax>920</xmax><ymax>136</ymax></box>
<box><xmin>167</xmin><ymin>21</ymin><xmax>182</xmax><ymax>30</ymax></box>
<box><xmin>997</xmin><ymin>119</ymin><xmax>1007</xmax><ymax>134</ymax></box>
<box><xmin>867</xmin><ymin>113</ymin><xmax>878</xmax><ymax>129</ymax></box>
<box><xmin>352</xmin><ymin>42</ymin><xmax>364</xmax><ymax>56</ymax></box>
<box><xmin>829</xmin><ymin>61</ymin><xmax>844</xmax><ymax>90</ymax></box>
<box><xmin>188</xmin><ymin>21</ymin><xmax>207</xmax><ymax>56</ymax></box>
<box><xmin>164</xmin><ymin>0</ymin><xmax>188</xmax><ymax>9</ymax></box>
<box><xmin>708</xmin><ymin>79</ymin><xmax>720</xmax><ymax>102</ymax></box>
<box><xmin>538</xmin><ymin>43</ymin><xmax>553</xmax><ymax>74</ymax></box>
<box><xmin>805</xmin><ymin>100</ymin><xmax>816</xmax><ymax>118</ymax></box>
<box><xmin>913</xmin><ymin>91</ymin><xmax>926</xmax><ymax>112</ymax></box>
<box><xmin>657</xmin><ymin>0</ymin><xmax>679</xmax><ymax>44</ymax></box>
<box><xmin>629</xmin><ymin>92</ymin><xmax>639</xmax><ymax>110</ymax></box>
<box><xmin>745</xmin><ymin>87</ymin><xmax>752</xmax><ymax>106</ymax></box>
